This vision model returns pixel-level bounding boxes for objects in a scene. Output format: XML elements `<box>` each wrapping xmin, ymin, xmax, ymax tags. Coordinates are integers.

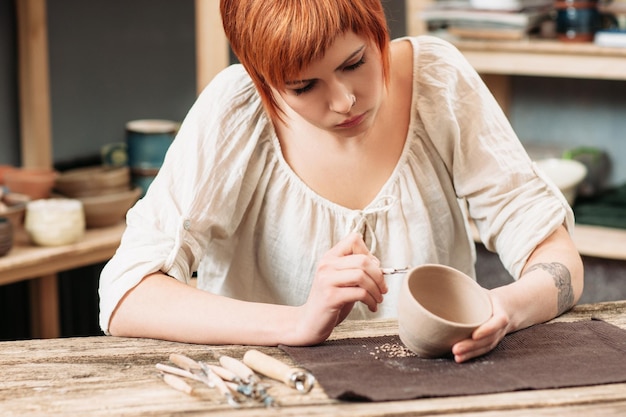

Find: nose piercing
<box><xmin>348</xmin><ymin>94</ymin><xmax>356</xmax><ymax>107</ymax></box>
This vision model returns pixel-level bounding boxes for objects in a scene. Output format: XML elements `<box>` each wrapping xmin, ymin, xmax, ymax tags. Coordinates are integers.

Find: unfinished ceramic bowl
<box><xmin>4</xmin><ymin>168</ymin><xmax>58</xmax><ymax>200</ymax></box>
<box><xmin>24</xmin><ymin>198</ymin><xmax>85</xmax><ymax>246</ymax></box>
<box><xmin>398</xmin><ymin>264</ymin><xmax>493</xmax><ymax>358</ymax></box>
<box><xmin>54</xmin><ymin>165</ymin><xmax>130</xmax><ymax>198</ymax></box>
<box><xmin>77</xmin><ymin>186</ymin><xmax>141</xmax><ymax>228</ymax></box>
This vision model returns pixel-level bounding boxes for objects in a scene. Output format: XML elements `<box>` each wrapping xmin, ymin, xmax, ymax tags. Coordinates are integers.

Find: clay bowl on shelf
<box><xmin>4</xmin><ymin>168</ymin><xmax>58</xmax><ymax>200</ymax></box>
<box><xmin>75</xmin><ymin>186</ymin><xmax>141</xmax><ymax>228</ymax></box>
<box><xmin>0</xmin><ymin>217</ymin><xmax>13</xmax><ymax>256</ymax></box>
<box><xmin>535</xmin><ymin>158</ymin><xmax>588</xmax><ymax>206</ymax></box>
<box><xmin>0</xmin><ymin>192</ymin><xmax>30</xmax><ymax>233</ymax></box>
<box><xmin>54</xmin><ymin>165</ymin><xmax>130</xmax><ymax>198</ymax></box>
<box><xmin>0</xmin><ymin>164</ymin><xmax>17</xmax><ymax>185</ymax></box>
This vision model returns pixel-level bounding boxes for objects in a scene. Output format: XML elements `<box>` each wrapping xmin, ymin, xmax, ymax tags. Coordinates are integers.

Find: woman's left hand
<box><xmin>451</xmin><ymin>291</ymin><xmax>510</xmax><ymax>363</ymax></box>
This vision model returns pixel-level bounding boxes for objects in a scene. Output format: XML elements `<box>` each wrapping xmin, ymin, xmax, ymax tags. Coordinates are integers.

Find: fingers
<box><xmin>452</xmin><ymin>313</ymin><xmax>509</xmax><ymax>363</ymax></box>
<box><xmin>323</xmin><ymin>233</ymin><xmax>387</xmax><ymax>294</ymax></box>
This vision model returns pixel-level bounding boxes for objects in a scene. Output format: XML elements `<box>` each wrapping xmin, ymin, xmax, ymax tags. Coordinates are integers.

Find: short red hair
<box><xmin>220</xmin><ymin>0</ymin><xmax>390</xmax><ymax>121</ymax></box>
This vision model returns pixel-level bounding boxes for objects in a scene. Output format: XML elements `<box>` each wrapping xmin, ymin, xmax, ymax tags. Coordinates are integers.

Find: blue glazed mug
<box><xmin>555</xmin><ymin>1</ymin><xmax>617</xmax><ymax>42</ymax></box>
<box><xmin>126</xmin><ymin>119</ymin><xmax>179</xmax><ymax>195</ymax></box>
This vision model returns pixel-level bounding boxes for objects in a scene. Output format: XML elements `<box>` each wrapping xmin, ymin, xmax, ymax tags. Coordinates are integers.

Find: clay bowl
<box><xmin>76</xmin><ymin>186</ymin><xmax>141</xmax><ymax>228</ymax></box>
<box><xmin>4</xmin><ymin>168</ymin><xmax>58</xmax><ymax>200</ymax></box>
<box><xmin>0</xmin><ymin>164</ymin><xmax>17</xmax><ymax>185</ymax></box>
<box><xmin>398</xmin><ymin>264</ymin><xmax>493</xmax><ymax>358</ymax></box>
<box><xmin>24</xmin><ymin>198</ymin><xmax>85</xmax><ymax>246</ymax></box>
<box><xmin>0</xmin><ymin>192</ymin><xmax>30</xmax><ymax>233</ymax></box>
<box><xmin>54</xmin><ymin>165</ymin><xmax>130</xmax><ymax>198</ymax></box>
<box><xmin>0</xmin><ymin>217</ymin><xmax>13</xmax><ymax>256</ymax></box>
<box><xmin>535</xmin><ymin>158</ymin><xmax>588</xmax><ymax>206</ymax></box>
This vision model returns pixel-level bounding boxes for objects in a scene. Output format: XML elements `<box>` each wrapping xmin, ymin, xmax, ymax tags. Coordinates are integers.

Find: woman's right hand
<box><xmin>289</xmin><ymin>232</ymin><xmax>388</xmax><ymax>345</ymax></box>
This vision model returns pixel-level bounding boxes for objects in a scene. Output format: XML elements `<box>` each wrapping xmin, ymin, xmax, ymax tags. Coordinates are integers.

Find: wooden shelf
<box><xmin>450</xmin><ymin>37</ymin><xmax>626</xmax><ymax>81</ymax></box>
<box><xmin>471</xmin><ymin>222</ymin><xmax>626</xmax><ymax>262</ymax></box>
<box><xmin>0</xmin><ymin>223</ymin><xmax>125</xmax><ymax>338</ymax></box>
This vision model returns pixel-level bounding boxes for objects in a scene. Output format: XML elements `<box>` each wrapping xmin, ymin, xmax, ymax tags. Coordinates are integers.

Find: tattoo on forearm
<box><xmin>524</xmin><ymin>262</ymin><xmax>574</xmax><ymax>315</ymax></box>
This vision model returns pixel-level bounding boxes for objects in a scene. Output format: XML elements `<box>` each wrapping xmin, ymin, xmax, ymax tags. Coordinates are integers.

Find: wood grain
<box><xmin>1</xmin><ymin>301</ymin><xmax>624</xmax><ymax>416</ymax></box>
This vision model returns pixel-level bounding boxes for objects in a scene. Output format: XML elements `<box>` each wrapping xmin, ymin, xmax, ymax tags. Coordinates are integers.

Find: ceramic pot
<box><xmin>0</xmin><ymin>217</ymin><xmax>13</xmax><ymax>256</ymax></box>
<box><xmin>54</xmin><ymin>165</ymin><xmax>130</xmax><ymax>198</ymax></box>
<box><xmin>0</xmin><ymin>164</ymin><xmax>17</xmax><ymax>185</ymax></box>
<box><xmin>24</xmin><ymin>199</ymin><xmax>85</xmax><ymax>246</ymax></box>
<box><xmin>397</xmin><ymin>264</ymin><xmax>493</xmax><ymax>358</ymax></box>
<box><xmin>555</xmin><ymin>0</ymin><xmax>616</xmax><ymax>42</ymax></box>
<box><xmin>4</xmin><ymin>168</ymin><xmax>58</xmax><ymax>200</ymax></box>
<box><xmin>126</xmin><ymin>119</ymin><xmax>178</xmax><ymax>196</ymax></box>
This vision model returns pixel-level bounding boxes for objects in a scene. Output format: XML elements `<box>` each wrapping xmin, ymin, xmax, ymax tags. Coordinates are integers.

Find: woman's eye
<box><xmin>344</xmin><ymin>57</ymin><xmax>365</xmax><ymax>71</ymax></box>
<box><xmin>293</xmin><ymin>81</ymin><xmax>316</xmax><ymax>96</ymax></box>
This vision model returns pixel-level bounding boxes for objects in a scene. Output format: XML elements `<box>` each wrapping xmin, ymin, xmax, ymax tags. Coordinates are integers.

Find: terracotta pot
<box><xmin>4</xmin><ymin>168</ymin><xmax>58</xmax><ymax>200</ymax></box>
<box><xmin>0</xmin><ymin>164</ymin><xmax>17</xmax><ymax>185</ymax></box>
<box><xmin>397</xmin><ymin>264</ymin><xmax>493</xmax><ymax>358</ymax></box>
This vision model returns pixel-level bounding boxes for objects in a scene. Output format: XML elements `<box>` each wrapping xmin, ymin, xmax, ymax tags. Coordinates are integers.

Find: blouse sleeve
<box><xmin>413</xmin><ymin>36</ymin><xmax>574</xmax><ymax>279</ymax></box>
<box><xmin>98</xmin><ymin>65</ymin><xmax>267</xmax><ymax>333</ymax></box>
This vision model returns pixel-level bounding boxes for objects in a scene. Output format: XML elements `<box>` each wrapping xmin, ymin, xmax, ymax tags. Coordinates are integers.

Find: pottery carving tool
<box><xmin>381</xmin><ymin>266</ymin><xmax>411</xmax><ymax>275</ymax></box>
<box><xmin>169</xmin><ymin>353</ymin><xmax>214</xmax><ymax>388</ymax></box>
<box><xmin>158</xmin><ymin>373</ymin><xmax>195</xmax><ymax>395</ymax></box>
<box><xmin>218</xmin><ymin>354</ymin><xmax>278</xmax><ymax>407</ymax></box>
<box><xmin>243</xmin><ymin>349</ymin><xmax>316</xmax><ymax>394</ymax></box>
<box><xmin>169</xmin><ymin>353</ymin><xmax>240</xmax><ymax>408</ymax></box>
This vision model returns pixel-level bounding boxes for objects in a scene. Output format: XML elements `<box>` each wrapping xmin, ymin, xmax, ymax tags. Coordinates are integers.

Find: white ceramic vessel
<box><xmin>25</xmin><ymin>198</ymin><xmax>85</xmax><ymax>246</ymax></box>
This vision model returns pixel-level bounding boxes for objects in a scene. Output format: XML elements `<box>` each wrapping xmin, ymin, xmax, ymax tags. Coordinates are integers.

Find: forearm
<box><xmin>108</xmin><ymin>273</ymin><xmax>300</xmax><ymax>345</ymax></box>
<box><xmin>493</xmin><ymin>225</ymin><xmax>584</xmax><ymax>333</ymax></box>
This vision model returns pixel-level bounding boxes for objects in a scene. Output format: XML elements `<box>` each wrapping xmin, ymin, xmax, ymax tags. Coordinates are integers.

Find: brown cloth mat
<box><xmin>280</xmin><ymin>319</ymin><xmax>626</xmax><ymax>402</ymax></box>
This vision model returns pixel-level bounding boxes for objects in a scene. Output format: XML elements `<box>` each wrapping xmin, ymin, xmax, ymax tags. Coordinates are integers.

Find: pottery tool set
<box><xmin>156</xmin><ymin>350</ymin><xmax>315</xmax><ymax>408</ymax></box>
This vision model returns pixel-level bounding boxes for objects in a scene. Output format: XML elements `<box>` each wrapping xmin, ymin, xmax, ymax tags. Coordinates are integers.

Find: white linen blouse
<box><xmin>99</xmin><ymin>36</ymin><xmax>572</xmax><ymax>334</ymax></box>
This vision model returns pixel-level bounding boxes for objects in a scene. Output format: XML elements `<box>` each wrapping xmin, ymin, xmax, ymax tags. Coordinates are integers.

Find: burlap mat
<box><xmin>280</xmin><ymin>319</ymin><xmax>626</xmax><ymax>401</ymax></box>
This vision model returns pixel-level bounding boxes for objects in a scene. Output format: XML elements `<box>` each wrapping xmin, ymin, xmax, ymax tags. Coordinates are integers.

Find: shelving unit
<box><xmin>406</xmin><ymin>0</ymin><xmax>626</xmax><ymax>260</ymax></box>
<box><xmin>406</xmin><ymin>0</ymin><xmax>626</xmax><ymax>110</ymax></box>
<box><xmin>10</xmin><ymin>0</ymin><xmax>228</xmax><ymax>339</ymax></box>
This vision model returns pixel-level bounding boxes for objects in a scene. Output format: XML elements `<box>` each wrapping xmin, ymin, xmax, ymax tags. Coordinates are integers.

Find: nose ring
<box><xmin>348</xmin><ymin>94</ymin><xmax>356</xmax><ymax>107</ymax></box>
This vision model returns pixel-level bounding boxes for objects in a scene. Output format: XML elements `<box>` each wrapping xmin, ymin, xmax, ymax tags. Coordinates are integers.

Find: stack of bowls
<box><xmin>54</xmin><ymin>165</ymin><xmax>141</xmax><ymax>228</ymax></box>
<box><xmin>0</xmin><ymin>217</ymin><xmax>12</xmax><ymax>256</ymax></box>
<box><xmin>0</xmin><ymin>191</ymin><xmax>30</xmax><ymax>242</ymax></box>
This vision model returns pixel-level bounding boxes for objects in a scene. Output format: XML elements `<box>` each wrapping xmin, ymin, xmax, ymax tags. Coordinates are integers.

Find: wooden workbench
<box><xmin>0</xmin><ymin>301</ymin><xmax>624</xmax><ymax>416</ymax></box>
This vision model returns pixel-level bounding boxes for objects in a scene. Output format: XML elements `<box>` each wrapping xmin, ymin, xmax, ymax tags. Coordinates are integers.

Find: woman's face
<box><xmin>274</xmin><ymin>31</ymin><xmax>385</xmax><ymax>139</ymax></box>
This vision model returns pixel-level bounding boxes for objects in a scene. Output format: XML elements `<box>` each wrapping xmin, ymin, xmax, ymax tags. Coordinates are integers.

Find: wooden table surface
<box><xmin>1</xmin><ymin>301</ymin><xmax>625</xmax><ymax>416</ymax></box>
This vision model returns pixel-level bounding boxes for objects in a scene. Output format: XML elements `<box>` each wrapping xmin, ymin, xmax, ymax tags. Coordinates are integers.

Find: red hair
<box><xmin>220</xmin><ymin>0</ymin><xmax>390</xmax><ymax>121</ymax></box>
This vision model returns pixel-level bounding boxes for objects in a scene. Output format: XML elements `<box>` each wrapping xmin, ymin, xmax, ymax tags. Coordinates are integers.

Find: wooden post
<box><xmin>195</xmin><ymin>0</ymin><xmax>230</xmax><ymax>95</ymax></box>
<box><xmin>16</xmin><ymin>0</ymin><xmax>53</xmax><ymax>169</ymax></box>
<box><xmin>29</xmin><ymin>274</ymin><xmax>60</xmax><ymax>338</ymax></box>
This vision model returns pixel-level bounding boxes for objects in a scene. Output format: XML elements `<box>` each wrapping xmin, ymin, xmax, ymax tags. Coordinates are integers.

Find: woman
<box><xmin>99</xmin><ymin>0</ymin><xmax>583</xmax><ymax>363</ymax></box>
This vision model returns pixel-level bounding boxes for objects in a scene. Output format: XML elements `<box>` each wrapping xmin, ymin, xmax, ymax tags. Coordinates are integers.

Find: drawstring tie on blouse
<box><xmin>346</xmin><ymin>195</ymin><xmax>397</xmax><ymax>254</ymax></box>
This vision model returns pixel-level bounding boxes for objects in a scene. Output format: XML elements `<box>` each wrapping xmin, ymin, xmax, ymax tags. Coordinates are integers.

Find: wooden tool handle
<box><xmin>243</xmin><ymin>349</ymin><xmax>292</xmax><ymax>384</ymax></box>
<box><xmin>169</xmin><ymin>353</ymin><xmax>201</xmax><ymax>372</ymax></box>
<box><xmin>205</xmin><ymin>364</ymin><xmax>239</xmax><ymax>383</ymax></box>
<box><xmin>156</xmin><ymin>363</ymin><xmax>199</xmax><ymax>381</ymax></box>
<box><xmin>161</xmin><ymin>373</ymin><xmax>194</xmax><ymax>395</ymax></box>
<box><xmin>219</xmin><ymin>355</ymin><xmax>255</xmax><ymax>382</ymax></box>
